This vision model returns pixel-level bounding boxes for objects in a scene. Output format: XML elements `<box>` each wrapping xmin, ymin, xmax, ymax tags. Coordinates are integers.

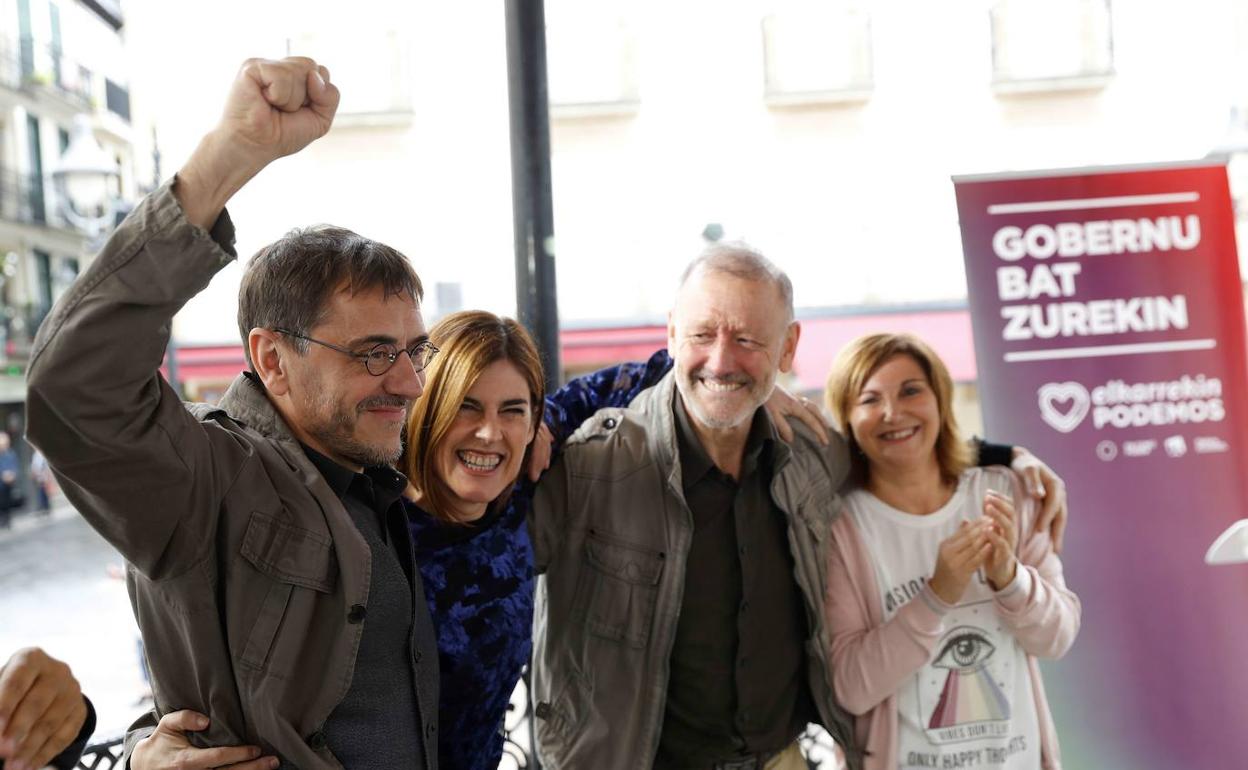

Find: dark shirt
<box><xmin>303</xmin><ymin>446</ymin><xmax>438</xmax><ymax>770</ymax></box>
<box><xmin>408</xmin><ymin>492</ymin><xmax>535</xmax><ymax>770</ymax></box>
<box><xmin>655</xmin><ymin>396</ymin><xmax>815</xmax><ymax>769</ymax></box>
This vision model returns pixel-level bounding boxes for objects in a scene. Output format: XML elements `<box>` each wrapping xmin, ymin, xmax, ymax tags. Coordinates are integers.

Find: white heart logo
<box><xmin>1037</xmin><ymin>382</ymin><xmax>1090</xmax><ymax>433</ymax></box>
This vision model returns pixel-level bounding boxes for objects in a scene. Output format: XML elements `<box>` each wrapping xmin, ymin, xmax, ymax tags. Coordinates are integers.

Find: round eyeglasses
<box><xmin>275</xmin><ymin>328</ymin><xmax>439</xmax><ymax>376</ymax></box>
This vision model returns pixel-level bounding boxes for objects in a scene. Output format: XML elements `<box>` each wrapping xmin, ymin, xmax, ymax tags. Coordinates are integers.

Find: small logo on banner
<box><xmin>1037</xmin><ymin>382</ymin><xmax>1091</xmax><ymax>433</ymax></box>
<box><xmin>1123</xmin><ymin>439</ymin><xmax>1157</xmax><ymax>458</ymax></box>
<box><xmin>1196</xmin><ymin>436</ymin><xmax>1230</xmax><ymax>454</ymax></box>
<box><xmin>1165</xmin><ymin>436</ymin><xmax>1188</xmax><ymax>458</ymax></box>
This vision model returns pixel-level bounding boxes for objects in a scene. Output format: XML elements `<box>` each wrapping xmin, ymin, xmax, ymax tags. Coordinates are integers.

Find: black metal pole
<box><xmin>506</xmin><ymin>9</ymin><xmax>555</xmax><ymax>767</ymax></box>
<box><xmin>505</xmin><ymin>0</ymin><xmax>561</xmax><ymax>395</ymax></box>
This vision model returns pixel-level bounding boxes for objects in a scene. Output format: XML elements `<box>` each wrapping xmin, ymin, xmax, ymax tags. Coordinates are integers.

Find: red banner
<box><xmin>955</xmin><ymin>162</ymin><xmax>1248</xmax><ymax>768</ymax></box>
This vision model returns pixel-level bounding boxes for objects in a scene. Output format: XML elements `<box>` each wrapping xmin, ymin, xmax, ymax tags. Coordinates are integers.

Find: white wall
<box><xmin>114</xmin><ymin>0</ymin><xmax>1248</xmax><ymax>343</ymax></box>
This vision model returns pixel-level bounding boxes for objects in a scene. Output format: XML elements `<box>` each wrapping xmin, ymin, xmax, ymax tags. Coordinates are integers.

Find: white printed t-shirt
<box><xmin>845</xmin><ymin>467</ymin><xmax>1041</xmax><ymax>770</ymax></box>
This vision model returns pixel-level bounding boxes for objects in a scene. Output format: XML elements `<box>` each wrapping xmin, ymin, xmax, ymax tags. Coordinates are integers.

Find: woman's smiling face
<box><xmin>848</xmin><ymin>354</ymin><xmax>942</xmax><ymax>474</ymax></box>
<box><xmin>433</xmin><ymin>359</ymin><xmax>536</xmax><ymax>521</ymax></box>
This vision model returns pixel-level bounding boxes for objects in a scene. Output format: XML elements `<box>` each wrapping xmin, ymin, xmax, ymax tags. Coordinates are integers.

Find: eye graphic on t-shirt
<box><xmin>927</xmin><ymin>626</ymin><xmax>1010</xmax><ymax>728</ymax></box>
<box><xmin>933</xmin><ymin>629</ymin><xmax>996</xmax><ymax>671</ymax></box>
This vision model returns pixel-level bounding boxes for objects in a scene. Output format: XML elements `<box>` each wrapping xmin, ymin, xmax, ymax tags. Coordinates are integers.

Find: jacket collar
<box><xmin>632</xmin><ymin>371</ymin><xmax>791</xmax><ymax>497</ymax></box>
<box><xmin>631</xmin><ymin>370</ymin><xmax>850</xmax><ymax>528</ymax></box>
<box><xmin>630</xmin><ymin>371</ymin><xmax>685</xmax><ymax>500</ymax></box>
<box><xmin>218</xmin><ymin>372</ymin><xmax>301</xmax><ymax>444</ymax></box>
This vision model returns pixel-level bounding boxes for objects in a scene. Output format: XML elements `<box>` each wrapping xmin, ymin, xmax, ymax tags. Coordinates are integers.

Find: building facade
<box><xmin>0</xmin><ymin>0</ymin><xmax>136</xmax><ymax>499</ymax></box>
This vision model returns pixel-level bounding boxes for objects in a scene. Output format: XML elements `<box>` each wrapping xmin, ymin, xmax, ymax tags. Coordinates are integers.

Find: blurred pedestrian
<box><xmin>0</xmin><ymin>432</ymin><xmax>20</xmax><ymax>529</ymax></box>
<box><xmin>29</xmin><ymin>451</ymin><xmax>52</xmax><ymax>516</ymax></box>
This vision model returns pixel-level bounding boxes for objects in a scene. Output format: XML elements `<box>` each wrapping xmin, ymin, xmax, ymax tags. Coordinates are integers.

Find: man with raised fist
<box><xmin>26</xmin><ymin>58</ymin><xmax>439</xmax><ymax>769</ymax></box>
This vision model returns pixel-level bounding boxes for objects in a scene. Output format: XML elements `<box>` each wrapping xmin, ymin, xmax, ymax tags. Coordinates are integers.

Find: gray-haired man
<box><xmin>529</xmin><ymin>244</ymin><xmax>1066</xmax><ymax>769</ymax></box>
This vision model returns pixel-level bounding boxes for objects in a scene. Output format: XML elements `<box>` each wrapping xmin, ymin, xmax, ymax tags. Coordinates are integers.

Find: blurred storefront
<box><xmin>0</xmin><ymin>0</ymin><xmax>137</xmax><ymax>505</ymax></box>
<box><xmin>167</xmin><ymin>300</ymin><xmax>987</xmax><ymax>438</ymax></box>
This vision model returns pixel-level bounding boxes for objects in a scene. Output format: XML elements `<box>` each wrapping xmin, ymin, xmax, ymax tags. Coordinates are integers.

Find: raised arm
<box><xmin>544</xmin><ymin>349</ymin><xmax>672</xmax><ymax>446</ymax></box>
<box><xmin>24</xmin><ymin>58</ymin><xmax>339</xmax><ymax>577</ymax></box>
<box><xmin>525</xmin><ymin>349</ymin><xmax>672</xmax><ymax>481</ymax></box>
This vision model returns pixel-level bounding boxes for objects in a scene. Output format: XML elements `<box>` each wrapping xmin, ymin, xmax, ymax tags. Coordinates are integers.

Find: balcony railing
<box><xmin>0</xmin><ymin>35</ymin><xmax>95</xmax><ymax>109</ymax></box>
<box><xmin>0</xmin><ymin>36</ymin><xmax>23</xmax><ymax>92</ymax></box>
<box><xmin>0</xmin><ymin>301</ymin><xmax>48</xmax><ymax>363</ymax></box>
<box><xmin>0</xmin><ymin>168</ymin><xmax>46</xmax><ymax>226</ymax></box>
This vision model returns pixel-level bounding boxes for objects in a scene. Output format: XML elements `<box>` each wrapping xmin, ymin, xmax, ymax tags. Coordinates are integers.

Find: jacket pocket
<box><xmin>535</xmin><ymin>668</ymin><xmax>591</xmax><ymax>752</ymax></box>
<box><xmin>576</xmin><ymin>529</ymin><xmax>665</xmax><ymax>648</ymax></box>
<box><xmin>237</xmin><ymin>512</ymin><xmax>337</xmax><ymax>672</ymax></box>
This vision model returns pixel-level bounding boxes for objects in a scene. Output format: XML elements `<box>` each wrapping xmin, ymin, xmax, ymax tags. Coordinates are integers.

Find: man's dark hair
<box><xmin>237</xmin><ymin>225</ymin><xmax>424</xmax><ymax>368</ymax></box>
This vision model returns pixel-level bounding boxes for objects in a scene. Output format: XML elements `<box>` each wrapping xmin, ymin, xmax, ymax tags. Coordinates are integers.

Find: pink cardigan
<box><xmin>824</xmin><ymin>468</ymin><xmax>1081</xmax><ymax>770</ymax></box>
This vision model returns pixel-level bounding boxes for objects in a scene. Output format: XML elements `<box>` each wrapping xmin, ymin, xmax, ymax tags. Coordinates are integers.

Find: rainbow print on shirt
<box><xmin>927</xmin><ymin>626</ymin><xmax>1011</xmax><ymax>729</ymax></box>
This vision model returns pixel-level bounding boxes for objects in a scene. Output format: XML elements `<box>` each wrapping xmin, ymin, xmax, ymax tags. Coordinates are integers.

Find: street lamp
<box><xmin>49</xmin><ymin>115</ymin><xmax>119</xmax><ymax>238</ymax></box>
<box><xmin>47</xmin><ymin>118</ymin><xmax>183</xmax><ymax>395</ymax></box>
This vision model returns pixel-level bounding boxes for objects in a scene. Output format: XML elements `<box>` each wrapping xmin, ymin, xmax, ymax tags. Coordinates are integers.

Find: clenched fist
<box><xmin>177</xmin><ymin>57</ymin><xmax>341</xmax><ymax>229</ymax></box>
<box><xmin>222</xmin><ymin>57</ymin><xmax>340</xmax><ymax>166</ymax></box>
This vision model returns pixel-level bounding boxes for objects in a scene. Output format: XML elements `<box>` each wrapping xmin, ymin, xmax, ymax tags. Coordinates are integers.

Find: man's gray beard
<box><xmin>311</xmin><ymin>422</ymin><xmax>401</xmax><ymax>468</ymax></box>
<box><xmin>303</xmin><ymin>390</ymin><xmax>403</xmax><ymax>468</ymax></box>
<box><xmin>674</xmin><ymin>374</ymin><xmax>773</xmax><ymax>431</ymax></box>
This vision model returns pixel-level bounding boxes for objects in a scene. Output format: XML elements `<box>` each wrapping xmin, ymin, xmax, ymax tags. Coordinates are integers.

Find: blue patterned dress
<box><xmin>407</xmin><ymin>350</ymin><xmax>673</xmax><ymax>770</ymax></box>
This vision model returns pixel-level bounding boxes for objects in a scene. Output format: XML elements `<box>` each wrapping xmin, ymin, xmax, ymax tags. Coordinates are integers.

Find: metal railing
<box><xmin>77</xmin><ymin>736</ymin><xmax>124</xmax><ymax>769</ymax></box>
<box><xmin>0</xmin><ymin>302</ymin><xmax>48</xmax><ymax>362</ymax></box>
<box><xmin>0</xmin><ymin>36</ymin><xmax>23</xmax><ymax>91</ymax></box>
<box><xmin>0</xmin><ymin>35</ymin><xmax>95</xmax><ymax>108</ymax></box>
<box><xmin>76</xmin><ymin>677</ymin><xmax>844</xmax><ymax>768</ymax></box>
<box><xmin>0</xmin><ymin>168</ymin><xmax>47</xmax><ymax>226</ymax></box>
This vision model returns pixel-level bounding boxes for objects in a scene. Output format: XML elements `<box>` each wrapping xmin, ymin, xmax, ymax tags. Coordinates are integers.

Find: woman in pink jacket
<box><xmin>823</xmin><ymin>333</ymin><xmax>1080</xmax><ymax>770</ymax></box>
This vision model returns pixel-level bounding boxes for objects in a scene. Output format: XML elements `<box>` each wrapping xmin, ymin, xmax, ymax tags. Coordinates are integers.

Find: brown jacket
<box><xmin>25</xmin><ymin>182</ymin><xmax>438</xmax><ymax>769</ymax></box>
<box><xmin>529</xmin><ymin>373</ymin><xmax>862</xmax><ymax>769</ymax></box>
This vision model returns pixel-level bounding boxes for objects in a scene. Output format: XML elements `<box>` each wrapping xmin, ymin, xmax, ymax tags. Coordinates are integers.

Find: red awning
<box><xmin>170</xmin><ymin>308</ymin><xmax>979</xmax><ymax>392</ymax></box>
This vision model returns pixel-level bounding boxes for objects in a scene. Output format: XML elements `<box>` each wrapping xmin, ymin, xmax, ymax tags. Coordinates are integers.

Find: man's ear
<box><xmin>666</xmin><ymin>309</ymin><xmax>677</xmax><ymax>354</ymax></box>
<box><xmin>249</xmin><ymin>328</ymin><xmax>292</xmax><ymax>396</ymax></box>
<box><xmin>778</xmin><ymin>321</ymin><xmax>801</xmax><ymax>373</ymax></box>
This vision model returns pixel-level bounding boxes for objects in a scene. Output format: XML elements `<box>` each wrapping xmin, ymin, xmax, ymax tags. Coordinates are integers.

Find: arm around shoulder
<box><xmin>530</xmin><ymin>453</ymin><xmax>573</xmax><ymax>574</ymax></box>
